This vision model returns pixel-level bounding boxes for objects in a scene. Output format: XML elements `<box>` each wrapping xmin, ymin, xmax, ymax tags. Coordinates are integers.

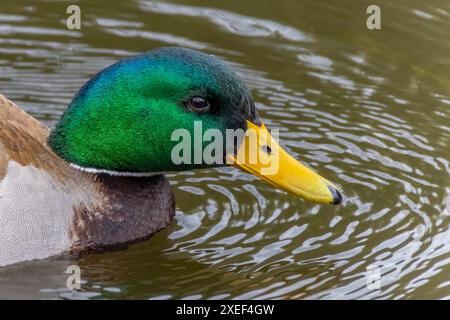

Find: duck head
<box><xmin>49</xmin><ymin>47</ymin><xmax>342</xmax><ymax>205</ymax></box>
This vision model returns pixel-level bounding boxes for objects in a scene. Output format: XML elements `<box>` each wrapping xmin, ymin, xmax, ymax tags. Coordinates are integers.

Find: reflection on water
<box><xmin>0</xmin><ymin>0</ymin><xmax>450</xmax><ymax>299</ymax></box>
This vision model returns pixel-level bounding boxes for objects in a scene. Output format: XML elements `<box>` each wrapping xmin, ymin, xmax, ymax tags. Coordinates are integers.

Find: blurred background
<box><xmin>0</xmin><ymin>0</ymin><xmax>449</xmax><ymax>299</ymax></box>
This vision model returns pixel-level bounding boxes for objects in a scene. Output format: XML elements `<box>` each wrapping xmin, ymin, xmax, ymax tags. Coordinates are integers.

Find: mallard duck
<box><xmin>0</xmin><ymin>47</ymin><xmax>342</xmax><ymax>266</ymax></box>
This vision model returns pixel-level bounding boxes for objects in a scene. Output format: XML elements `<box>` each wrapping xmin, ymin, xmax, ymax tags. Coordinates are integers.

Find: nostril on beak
<box><xmin>261</xmin><ymin>145</ymin><xmax>272</xmax><ymax>154</ymax></box>
<box><xmin>328</xmin><ymin>185</ymin><xmax>343</xmax><ymax>205</ymax></box>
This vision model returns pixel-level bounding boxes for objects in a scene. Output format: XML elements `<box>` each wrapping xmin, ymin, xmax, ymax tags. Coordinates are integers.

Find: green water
<box><xmin>0</xmin><ymin>0</ymin><xmax>450</xmax><ymax>299</ymax></box>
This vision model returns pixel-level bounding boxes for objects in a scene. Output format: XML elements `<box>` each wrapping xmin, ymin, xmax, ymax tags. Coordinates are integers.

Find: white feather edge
<box><xmin>69</xmin><ymin>163</ymin><xmax>161</xmax><ymax>177</ymax></box>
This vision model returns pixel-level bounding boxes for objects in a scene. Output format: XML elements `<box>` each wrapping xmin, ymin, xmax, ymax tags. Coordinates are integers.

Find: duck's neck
<box><xmin>69</xmin><ymin>173</ymin><xmax>175</xmax><ymax>254</ymax></box>
<box><xmin>69</xmin><ymin>163</ymin><xmax>162</xmax><ymax>177</ymax></box>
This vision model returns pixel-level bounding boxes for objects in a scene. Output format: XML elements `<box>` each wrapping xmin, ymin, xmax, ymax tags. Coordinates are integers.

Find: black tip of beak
<box><xmin>328</xmin><ymin>186</ymin><xmax>343</xmax><ymax>205</ymax></box>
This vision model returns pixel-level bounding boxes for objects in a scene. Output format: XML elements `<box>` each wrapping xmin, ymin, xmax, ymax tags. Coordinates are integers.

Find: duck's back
<box><xmin>0</xmin><ymin>94</ymin><xmax>175</xmax><ymax>266</ymax></box>
<box><xmin>0</xmin><ymin>94</ymin><xmax>77</xmax><ymax>265</ymax></box>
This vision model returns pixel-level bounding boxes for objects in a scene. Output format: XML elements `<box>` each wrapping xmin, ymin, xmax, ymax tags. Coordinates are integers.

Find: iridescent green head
<box><xmin>48</xmin><ymin>47</ymin><xmax>343</xmax><ymax>204</ymax></box>
<box><xmin>48</xmin><ymin>47</ymin><xmax>259</xmax><ymax>174</ymax></box>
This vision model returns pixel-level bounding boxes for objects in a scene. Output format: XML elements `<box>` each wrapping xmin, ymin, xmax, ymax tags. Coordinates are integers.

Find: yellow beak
<box><xmin>226</xmin><ymin>121</ymin><xmax>342</xmax><ymax>205</ymax></box>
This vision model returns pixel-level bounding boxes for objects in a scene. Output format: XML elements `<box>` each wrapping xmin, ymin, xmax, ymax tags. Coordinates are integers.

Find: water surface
<box><xmin>0</xmin><ymin>0</ymin><xmax>450</xmax><ymax>299</ymax></box>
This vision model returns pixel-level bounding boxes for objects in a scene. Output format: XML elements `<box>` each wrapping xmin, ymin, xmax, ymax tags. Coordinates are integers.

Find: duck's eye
<box><xmin>187</xmin><ymin>96</ymin><xmax>210</xmax><ymax>112</ymax></box>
